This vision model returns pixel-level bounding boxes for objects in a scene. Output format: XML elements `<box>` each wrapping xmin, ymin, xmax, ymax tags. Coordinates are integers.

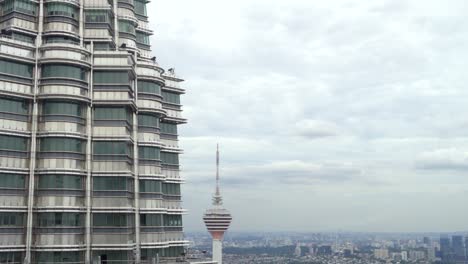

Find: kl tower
<box><xmin>203</xmin><ymin>145</ymin><xmax>232</xmax><ymax>264</ymax></box>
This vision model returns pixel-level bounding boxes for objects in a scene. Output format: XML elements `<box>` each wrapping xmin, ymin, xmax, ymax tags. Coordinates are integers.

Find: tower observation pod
<box><xmin>203</xmin><ymin>145</ymin><xmax>232</xmax><ymax>264</ymax></box>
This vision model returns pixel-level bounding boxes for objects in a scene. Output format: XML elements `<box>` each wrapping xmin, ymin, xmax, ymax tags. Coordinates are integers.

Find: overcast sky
<box><xmin>148</xmin><ymin>0</ymin><xmax>468</xmax><ymax>232</ymax></box>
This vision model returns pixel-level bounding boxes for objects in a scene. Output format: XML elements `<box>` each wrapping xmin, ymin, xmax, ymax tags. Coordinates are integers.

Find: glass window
<box><xmin>134</xmin><ymin>0</ymin><xmax>146</xmax><ymax>16</ymax></box>
<box><xmin>93</xmin><ymin>177</ymin><xmax>130</xmax><ymax>191</ymax></box>
<box><xmin>138</xmin><ymin>81</ymin><xmax>160</xmax><ymax>94</ymax></box>
<box><xmin>0</xmin><ymin>213</ymin><xmax>25</xmax><ymax>226</ymax></box>
<box><xmin>43</xmin><ymin>101</ymin><xmax>82</xmax><ymax>117</ymax></box>
<box><xmin>139</xmin><ymin>146</ymin><xmax>160</xmax><ymax>160</ymax></box>
<box><xmin>93</xmin><ymin>71</ymin><xmax>130</xmax><ymax>84</ymax></box>
<box><xmin>138</xmin><ymin>114</ymin><xmax>159</xmax><ymax>128</ymax></box>
<box><xmin>11</xmin><ymin>32</ymin><xmax>35</xmax><ymax>43</ymax></box>
<box><xmin>42</xmin><ymin>64</ymin><xmax>86</xmax><ymax>80</ymax></box>
<box><xmin>162</xmin><ymin>183</ymin><xmax>181</xmax><ymax>195</ymax></box>
<box><xmin>93</xmin><ymin>251</ymin><xmax>129</xmax><ymax>262</ymax></box>
<box><xmin>38</xmin><ymin>174</ymin><xmax>82</xmax><ymax>190</ymax></box>
<box><xmin>139</xmin><ymin>180</ymin><xmax>161</xmax><ymax>193</ymax></box>
<box><xmin>0</xmin><ymin>97</ymin><xmax>28</xmax><ymax>115</ymax></box>
<box><xmin>94</xmin><ymin>107</ymin><xmax>133</xmax><ymax>123</ymax></box>
<box><xmin>136</xmin><ymin>32</ymin><xmax>150</xmax><ymax>45</ymax></box>
<box><xmin>0</xmin><ymin>59</ymin><xmax>33</xmax><ymax>78</ymax></box>
<box><xmin>93</xmin><ymin>213</ymin><xmax>131</xmax><ymax>227</ymax></box>
<box><xmin>85</xmin><ymin>10</ymin><xmax>111</xmax><ymax>23</ymax></box>
<box><xmin>0</xmin><ymin>252</ymin><xmax>22</xmax><ymax>263</ymax></box>
<box><xmin>45</xmin><ymin>36</ymin><xmax>79</xmax><ymax>45</ymax></box>
<box><xmin>164</xmin><ymin>246</ymin><xmax>184</xmax><ymax>258</ymax></box>
<box><xmin>36</xmin><ymin>212</ymin><xmax>83</xmax><ymax>227</ymax></box>
<box><xmin>46</xmin><ymin>2</ymin><xmax>78</xmax><ymax>18</ymax></box>
<box><xmin>0</xmin><ymin>173</ymin><xmax>25</xmax><ymax>189</ymax></box>
<box><xmin>140</xmin><ymin>214</ymin><xmax>162</xmax><ymax>227</ymax></box>
<box><xmin>160</xmin><ymin>122</ymin><xmax>177</xmax><ymax>134</ymax></box>
<box><xmin>40</xmin><ymin>137</ymin><xmax>85</xmax><ymax>153</ymax></box>
<box><xmin>162</xmin><ymin>91</ymin><xmax>180</xmax><ymax>104</ymax></box>
<box><xmin>2</xmin><ymin>0</ymin><xmax>38</xmax><ymax>15</ymax></box>
<box><xmin>35</xmin><ymin>251</ymin><xmax>82</xmax><ymax>263</ymax></box>
<box><xmin>93</xmin><ymin>141</ymin><xmax>133</xmax><ymax>156</ymax></box>
<box><xmin>163</xmin><ymin>215</ymin><xmax>182</xmax><ymax>227</ymax></box>
<box><xmin>0</xmin><ymin>135</ymin><xmax>28</xmax><ymax>151</ymax></box>
<box><xmin>118</xmin><ymin>20</ymin><xmax>135</xmax><ymax>34</ymax></box>
<box><xmin>161</xmin><ymin>152</ymin><xmax>179</xmax><ymax>165</ymax></box>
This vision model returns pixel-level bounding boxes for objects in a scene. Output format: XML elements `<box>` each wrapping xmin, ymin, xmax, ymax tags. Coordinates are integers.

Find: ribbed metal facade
<box><xmin>0</xmin><ymin>0</ymin><xmax>187</xmax><ymax>263</ymax></box>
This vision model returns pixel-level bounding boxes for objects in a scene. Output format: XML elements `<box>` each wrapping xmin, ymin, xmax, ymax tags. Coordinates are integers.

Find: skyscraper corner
<box><xmin>203</xmin><ymin>145</ymin><xmax>232</xmax><ymax>264</ymax></box>
<box><xmin>0</xmin><ymin>0</ymin><xmax>188</xmax><ymax>262</ymax></box>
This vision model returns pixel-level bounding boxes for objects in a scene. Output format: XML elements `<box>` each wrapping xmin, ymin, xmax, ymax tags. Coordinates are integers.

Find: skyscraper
<box><xmin>0</xmin><ymin>0</ymin><xmax>187</xmax><ymax>262</ymax></box>
<box><xmin>440</xmin><ymin>236</ymin><xmax>453</xmax><ymax>264</ymax></box>
<box><xmin>452</xmin><ymin>235</ymin><xmax>467</xmax><ymax>264</ymax></box>
<box><xmin>203</xmin><ymin>145</ymin><xmax>232</xmax><ymax>264</ymax></box>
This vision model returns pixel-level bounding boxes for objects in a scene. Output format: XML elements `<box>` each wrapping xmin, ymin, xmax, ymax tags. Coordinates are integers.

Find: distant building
<box><xmin>294</xmin><ymin>244</ymin><xmax>302</xmax><ymax>257</ymax></box>
<box><xmin>401</xmin><ymin>251</ymin><xmax>408</xmax><ymax>261</ymax></box>
<box><xmin>424</xmin><ymin>237</ymin><xmax>432</xmax><ymax>246</ymax></box>
<box><xmin>409</xmin><ymin>250</ymin><xmax>425</xmax><ymax>260</ymax></box>
<box><xmin>374</xmin><ymin>248</ymin><xmax>389</xmax><ymax>259</ymax></box>
<box><xmin>452</xmin><ymin>235</ymin><xmax>467</xmax><ymax>264</ymax></box>
<box><xmin>317</xmin><ymin>245</ymin><xmax>333</xmax><ymax>255</ymax></box>
<box><xmin>441</xmin><ymin>236</ymin><xmax>452</xmax><ymax>263</ymax></box>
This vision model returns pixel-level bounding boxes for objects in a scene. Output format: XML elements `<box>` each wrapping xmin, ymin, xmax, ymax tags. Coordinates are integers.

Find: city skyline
<box><xmin>150</xmin><ymin>0</ymin><xmax>468</xmax><ymax>232</ymax></box>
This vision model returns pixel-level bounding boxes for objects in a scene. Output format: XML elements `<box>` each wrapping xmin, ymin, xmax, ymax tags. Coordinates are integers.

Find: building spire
<box><xmin>213</xmin><ymin>143</ymin><xmax>223</xmax><ymax>206</ymax></box>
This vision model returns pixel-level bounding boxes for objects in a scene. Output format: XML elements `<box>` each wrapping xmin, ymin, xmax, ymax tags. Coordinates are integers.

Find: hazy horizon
<box><xmin>150</xmin><ymin>0</ymin><xmax>468</xmax><ymax>233</ymax></box>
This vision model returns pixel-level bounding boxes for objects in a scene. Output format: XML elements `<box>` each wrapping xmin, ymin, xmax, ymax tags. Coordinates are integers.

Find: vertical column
<box><xmin>25</xmin><ymin>0</ymin><xmax>44</xmax><ymax>262</ymax></box>
<box><xmin>85</xmin><ymin>42</ymin><xmax>95</xmax><ymax>264</ymax></box>
<box><xmin>212</xmin><ymin>239</ymin><xmax>223</xmax><ymax>264</ymax></box>
<box><xmin>79</xmin><ymin>0</ymin><xmax>84</xmax><ymax>46</ymax></box>
<box><xmin>133</xmin><ymin>54</ymin><xmax>141</xmax><ymax>263</ymax></box>
<box><xmin>113</xmin><ymin>0</ymin><xmax>119</xmax><ymax>49</ymax></box>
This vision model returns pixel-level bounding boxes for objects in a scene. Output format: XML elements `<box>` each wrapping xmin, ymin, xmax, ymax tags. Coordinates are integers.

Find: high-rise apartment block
<box><xmin>0</xmin><ymin>0</ymin><xmax>187</xmax><ymax>262</ymax></box>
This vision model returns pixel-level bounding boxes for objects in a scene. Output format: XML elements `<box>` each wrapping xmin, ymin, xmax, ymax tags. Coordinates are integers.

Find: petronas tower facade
<box><xmin>0</xmin><ymin>0</ymin><xmax>187</xmax><ymax>263</ymax></box>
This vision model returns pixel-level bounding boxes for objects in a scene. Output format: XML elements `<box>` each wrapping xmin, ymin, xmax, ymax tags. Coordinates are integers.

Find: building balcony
<box><xmin>0</xmin><ymin>79</ymin><xmax>32</xmax><ymax>95</ymax></box>
<box><xmin>0</xmin><ymin>156</ymin><xmax>29</xmax><ymax>170</ymax></box>
<box><xmin>92</xmin><ymin>160</ymin><xmax>133</xmax><ymax>173</ymax></box>
<box><xmin>91</xmin><ymin>228</ymin><xmax>135</xmax><ymax>246</ymax></box>
<box><xmin>0</xmin><ymin>118</ymin><xmax>30</xmax><ymax>133</ymax></box>
<box><xmin>38</xmin><ymin>119</ymin><xmax>86</xmax><ymax>135</ymax></box>
<box><xmin>0</xmin><ymin>39</ymin><xmax>35</xmax><ymax>58</ymax></box>
<box><xmin>43</xmin><ymin>22</ymin><xmax>79</xmax><ymax>36</ymax></box>
<box><xmin>92</xmin><ymin>193</ymin><xmax>135</xmax><ymax>209</ymax></box>
<box><xmin>34</xmin><ymin>192</ymin><xmax>85</xmax><ymax>209</ymax></box>
<box><xmin>32</xmin><ymin>230</ymin><xmax>85</xmax><ymax>248</ymax></box>
<box><xmin>39</xmin><ymin>84</ymin><xmax>89</xmax><ymax>102</ymax></box>
<box><xmin>40</xmin><ymin>46</ymin><xmax>91</xmax><ymax>67</ymax></box>
<box><xmin>0</xmin><ymin>228</ymin><xmax>25</xmax><ymax>248</ymax></box>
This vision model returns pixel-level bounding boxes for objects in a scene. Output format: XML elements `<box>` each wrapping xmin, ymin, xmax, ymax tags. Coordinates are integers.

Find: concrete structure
<box><xmin>0</xmin><ymin>0</ymin><xmax>187</xmax><ymax>262</ymax></box>
<box><xmin>203</xmin><ymin>145</ymin><xmax>232</xmax><ymax>264</ymax></box>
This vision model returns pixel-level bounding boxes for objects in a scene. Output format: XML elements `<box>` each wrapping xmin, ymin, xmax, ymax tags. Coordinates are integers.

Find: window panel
<box><xmin>161</xmin><ymin>152</ymin><xmax>179</xmax><ymax>165</ymax></box>
<box><xmin>136</xmin><ymin>32</ymin><xmax>150</xmax><ymax>45</ymax></box>
<box><xmin>0</xmin><ymin>135</ymin><xmax>28</xmax><ymax>151</ymax></box>
<box><xmin>0</xmin><ymin>97</ymin><xmax>28</xmax><ymax>115</ymax></box>
<box><xmin>118</xmin><ymin>20</ymin><xmax>135</xmax><ymax>34</ymax></box>
<box><xmin>0</xmin><ymin>173</ymin><xmax>25</xmax><ymax>189</ymax></box>
<box><xmin>92</xmin><ymin>213</ymin><xmax>131</xmax><ymax>227</ymax></box>
<box><xmin>138</xmin><ymin>80</ymin><xmax>160</xmax><ymax>94</ymax></box>
<box><xmin>134</xmin><ymin>0</ymin><xmax>146</xmax><ymax>16</ymax></box>
<box><xmin>35</xmin><ymin>251</ymin><xmax>82</xmax><ymax>263</ymax></box>
<box><xmin>93</xmin><ymin>71</ymin><xmax>130</xmax><ymax>84</ymax></box>
<box><xmin>42</xmin><ymin>64</ymin><xmax>86</xmax><ymax>80</ymax></box>
<box><xmin>11</xmin><ymin>32</ymin><xmax>35</xmax><ymax>43</ymax></box>
<box><xmin>162</xmin><ymin>183</ymin><xmax>180</xmax><ymax>195</ymax></box>
<box><xmin>93</xmin><ymin>141</ymin><xmax>133</xmax><ymax>156</ymax></box>
<box><xmin>40</xmin><ymin>137</ymin><xmax>85</xmax><ymax>153</ymax></box>
<box><xmin>139</xmin><ymin>180</ymin><xmax>161</xmax><ymax>193</ymax></box>
<box><xmin>140</xmin><ymin>214</ymin><xmax>162</xmax><ymax>227</ymax></box>
<box><xmin>45</xmin><ymin>36</ymin><xmax>79</xmax><ymax>45</ymax></box>
<box><xmin>162</xmin><ymin>91</ymin><xmax>180</xmax><ymax>104</ymax></box>
<box><xmin>85</xmin><ymin>10</ymin><xmax>110</xmax><ymax>23</ymax></box>
<box><xmin>138</xmin><ymin>146</ymin><xmax>160</xmax><ymax>160</ymax></box>
<box><xmin>93</xmin><ymin>107</ymin><xmax>133</xmax><ymax>123</ymax></box>
<box><xmin>36</xmin><ymin>212</ymin><xmax>83</xmax><ymax>227</ymax></box>
<box><xmin>163</xmin><ymin>215</ymin><xmax>182</xmax><ymax>227</ymax></box>
<box><xmin>138</xmin><ymin>114</ymin><xmax>159</xmax><ymax>128</ymax></box>
<box><xmin>37</xmin><ymin>174</ymin><xmax>82</xmax><ymax>190</ymax></box>
<box><xmin>2</xmin><ymin>0</ymin><xmax>38</xmax><ymax>15</ymax></box>
<box><xmin>93</xmin><ymin>176</ymin><xmax>130</xmax><ymax>191</ymax></box>
<box><xmin>0</xmin><ymin>59</ymin><xmax>33</xmax><ymax>78</ymax></box>
<box><xmin>46</xmin><ymin>2</ymin><xmax>78</xmax><ymax>18</ymax></box>
<box><xmin>0</xmin><ymin>213</ymin><xmax>25</xmax><ymax>226</ymax></box>
<box><xmin>0</xmin><ymin>252</ymin><xmax>22</xmax><ymax>263</ymax></box>
<box><xmin>160</xmin><ymin>122</ymin><xmax>177</xmax><ymax>134</ymax></box>
<box><xmin>43</xmin><ymin>101</ymin><xmax>82</xmax><ymax>117</ymax></box>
